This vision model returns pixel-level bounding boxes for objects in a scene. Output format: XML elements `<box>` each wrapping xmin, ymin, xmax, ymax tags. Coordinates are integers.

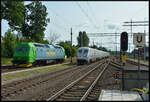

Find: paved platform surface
<box><xmin>123</xmin><ymin>61</ymin><xmax>149</xmax><ymax>71</ymax></box>
<box><xmin>99</xmin><ymin>90</ymin><xmax>143</xmax><ymax>101</ymax></box>
<box><xmin>127</xmin><ymin>58</ymin><xmax>149</xmax><ymax>66</ymax></box>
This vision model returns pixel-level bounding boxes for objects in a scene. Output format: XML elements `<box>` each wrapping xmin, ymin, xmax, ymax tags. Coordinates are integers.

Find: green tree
<box><xmin>2</xmin><ymin>29</ymin><xmax>17</xmax><ymax>57</ymax></box>
<box><xmin>90</xmin><ymin>45</ymin><xmax>108</xmax><ymax>52</ymax></box>
<box><xmin>46</xmin><ymin>31</ymin><xmax>59</xmax><ymax>44</ymax></box>
<box><xmin>41</xmin><ymin>39</ymin><xmax>49</xmax><ymax>44</ymax></box>
<box><xmin>77</xmin><ymin>31</ymin><xmax>82</xmax><ymax>47</ymax></box>
<box><xmin>22</xmin><ymin>1</ymin><xmax>50</xmax><ymax>42</ymax></box>
<box><xmin>91</xmin><ymin>45</ymin><xmax>98</xmax><ymax>49</ymax></box>
<box><xmin>59</xmin><ymin>41</ymin><xmax>71</xmax><ymax>58</ymax></box>
<box><xmin>59</xmin><ymin>41</ymin><xmax>77</xmax><ymax>58</ymax></box>
<box><xmin>77</xmin><ymin>31</ymin><xmax>89</xmax><ymax>47</ymax></box>
<box><xmin>98</xmin><ymin>46</ymin><xmax>108</xmax><ymax>51</ymax></box>
<box><xmin>1</xmin><ymin>1</ymin><xmax>25</xmax><ymax>31</ymax></box>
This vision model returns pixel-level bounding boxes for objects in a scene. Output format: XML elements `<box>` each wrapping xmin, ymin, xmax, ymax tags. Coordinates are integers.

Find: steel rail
<box><xmin>80</xmin><ymin>61</ymin><xmax>110</xmax><ymax>101</ymax></box>
<box><xmin>46</xmin><ymin>60</ymin><xmax>105</xmax><ymax>101</ymax></box>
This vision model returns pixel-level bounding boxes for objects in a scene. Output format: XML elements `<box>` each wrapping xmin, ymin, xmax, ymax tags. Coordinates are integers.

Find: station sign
<box><xmin>133</xmin><ymin>33</ymin><xmax>145</xmax><ymax>47</ymax></box>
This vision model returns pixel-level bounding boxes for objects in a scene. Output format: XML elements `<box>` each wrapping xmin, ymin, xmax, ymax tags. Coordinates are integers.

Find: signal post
<box><xmin>120</xmin><ymin>32</ymin><xmax>128</xmax><ymax>66</ymax></box>
<box><xmin>120</xmin><ymin>32</ymin><xmax>128</xmax><ymax>90</ymax></box>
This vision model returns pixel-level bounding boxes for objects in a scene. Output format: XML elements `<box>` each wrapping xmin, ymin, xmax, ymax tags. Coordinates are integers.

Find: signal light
<box><xmin>120</xmin><ymin>32</ymin><xmax>128</xmax><ymax>51</ymax></box>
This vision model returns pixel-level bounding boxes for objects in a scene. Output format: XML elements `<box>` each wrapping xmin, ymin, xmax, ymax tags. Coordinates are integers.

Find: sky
<box><xmin>1</xmin><ymin>1</ymin><xmax>149</xmax><ymax>52</ymax></box>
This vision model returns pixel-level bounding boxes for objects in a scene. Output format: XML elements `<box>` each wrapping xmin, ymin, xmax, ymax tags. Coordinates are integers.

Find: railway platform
<box><xmin>98</xmin><ymin>58</ymin><xmax>149</xmax><ymax>101</ymax></box>
<box><xmin>123</xmin><ymin>61</ymin><xmax>149</xmax><ymax>71</ymax></box>
<box><xmin>98</xmin><ymin>90</ymin><xmax>143</xmax><ymax>101</ymax></box>
<box><xmin>127</xmin><ymin>58</ymin><xmax>149</xmax><ymax>67</ymax></box>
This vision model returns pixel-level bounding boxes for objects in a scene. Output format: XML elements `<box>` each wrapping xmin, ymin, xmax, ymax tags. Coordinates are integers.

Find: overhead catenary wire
<box><xmin>131</xmin><ymin>4</ymin><xmax>148</xmax><ymax>19</ymax></box>
<box><xmin>48</xmin><ymin>7</ymin><xmax>72</xmax><ymax>27</ymax></box>
<box><xmin>48</xmin><ymin>2</ymin><xmax>148</xmax><ymax>50</ymax></box>
<box><xmin>76</xmin><ymin>2</ymin><xmax>98</xmax><ymax>30</ymax></box>
<box><xmin>44</xmin><ymin>7</ymin><xmax>73</xmax><ymax>42</ymax></box>
<box><xmin>86</xmin><ymin>2</ymin><xmax>100</xmax><ymax>32</ymax></box>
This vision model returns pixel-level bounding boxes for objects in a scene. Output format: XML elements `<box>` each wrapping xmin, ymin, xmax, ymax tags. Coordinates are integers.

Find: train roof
<box><xmin>78</xmin><ymin>47</ymin><xmax>98</xmax><ymax>50</ymax></box>
<box><xmin>78</xmin><ymin>47</ymin><xmax>108</xmax><ymax>53</ymax></box>
<box><xmin>52</xmin><ymin>44</ymin><xmax>63</xmax><ymax>48</ymax></box>
<box><xmin>32</xmin><ymin>43</ymin><xmax>63</xmax><ymax>49</ymax></box>
<box><xmin>16</xmin><ymin>42</ymin><xmax>35</xmax><ymax>47</ymax></box>
<box><xmin>78</xmin><ymin>47</ymin><xmax>90</xmax><ymax>49</ymax></box>
<box><xmin>17</xmin><ymin>42</ymin><xmax>64</xmax><ymax>49</ymax></box>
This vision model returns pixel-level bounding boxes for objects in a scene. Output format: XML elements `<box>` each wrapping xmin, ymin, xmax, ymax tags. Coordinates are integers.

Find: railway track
<box><xmin>46</xmin><ymin>59</ymin><xmax>110</xmax><ymax>101</ymax></box>
<box><xmin>2</xmin><ymin>59</ymin><xmax>104</xmax><ymax>100</ymax></box>
<box><xmin>2</xmin><ymin>65</ymin><xmax>79</xmax><ymax>99</ymax></box>
<box><xmin>1</xmin><ymin>58</ymin><xmax>77</xmax><ymax>73</ymax></box>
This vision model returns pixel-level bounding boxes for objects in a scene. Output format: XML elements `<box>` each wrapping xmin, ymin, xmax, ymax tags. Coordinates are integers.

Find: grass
<box><xmin>2</xmin><ymin>63</ymin><xmax>71</xmax><ymax>82</ymax></box>
<box><xmin>1</xmin><ymin>57</ymin><xmax>13</xmax><ymax>65</ymax></box>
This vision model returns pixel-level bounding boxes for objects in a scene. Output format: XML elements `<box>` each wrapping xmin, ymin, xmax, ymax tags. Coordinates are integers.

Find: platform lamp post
<box><xmin>70</xmin><ymin>28</ymin><xmax>72</xmax><ymax>63</ymax></box>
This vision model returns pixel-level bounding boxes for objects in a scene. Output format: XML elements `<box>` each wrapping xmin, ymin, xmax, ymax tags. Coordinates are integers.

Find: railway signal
<box><xmin>120</xmin><ymin>32</ymin><xmax>128</xmax><ymax>51</ymax></box>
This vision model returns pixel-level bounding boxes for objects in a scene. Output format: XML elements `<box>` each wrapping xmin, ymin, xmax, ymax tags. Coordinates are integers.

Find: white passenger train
<box><xmin>77</xmin><ymin>47</ymin><xmax>110</xmax><ymax>65</ymax></box>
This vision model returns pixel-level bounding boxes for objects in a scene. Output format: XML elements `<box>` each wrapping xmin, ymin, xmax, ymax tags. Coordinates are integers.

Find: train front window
<box><xmin>78</xmin><ymin>49</ymin><xmax>82</xmax><ymax>54</ymax></box>
<box><xmin>16</xmin><ymin>47</ymin><xmax>28</xmax><ymax>52</ymax></box>
<box><xmin>83</xmin><ymin>50</ymin><xmax>88</xmax><ymax>56</ymax></box>
<box><xmin>77</xmin><ymin>49</ymin><xmax>82</xmax><ymax>56</ymax></box>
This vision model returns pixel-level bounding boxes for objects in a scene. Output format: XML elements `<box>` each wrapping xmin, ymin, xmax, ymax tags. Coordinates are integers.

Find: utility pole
<box><xmin>70</xmin><ymin>28</ymin><xmax>72</xmax><ymax>63</ymax></box>
<box><xmin>138</xmin><ymin>46</ymin><xmax>141</xmax><ymax>88</ymax></box>
<box><xmin>93</xmin><ymin>39</ymin><xmax>94</xmax><ymax>46</ymax></box>
<box><xmin>120</xmin><ymin>49</ymin><xmax>122</xmax><ymax>62</ymax></box>
<box><xmin>144</xmin><ymin>18</ymin><xmax>146</xmax><ymax>62</ymax></box>
<box><xmin>82</xmin><ymin>33</ymin><xmax>83</xmax><ymax>47</ymax></box>
<box><xmin>131</xmin><ymin>19</ymin><xmax>133</xmax><ymax>37</ymax></box>
<box><xmin>144</xmin><ymin>44</ymin><xmax>146</xmax><ymax>62</ymax></box>
<box><xmin>129</xmin><ymin>19</ymin><xmax>132</xmax><ymax>56</ymax></box>
<box><xmin>115</xmin><ymin>32</ymin><xmax>117</xmax><ymax>56</ymax></box>
<box><xmin>129</xmin><ymin>43</ymin><xmax>130</xmax><ymax>56</ymax></box>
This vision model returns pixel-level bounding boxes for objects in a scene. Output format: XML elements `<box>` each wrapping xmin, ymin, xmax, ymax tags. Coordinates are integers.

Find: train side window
<box><xmin>84</xmin><ymin>50</ymin><xmax>88</xmax><ymax>53</ymax></box>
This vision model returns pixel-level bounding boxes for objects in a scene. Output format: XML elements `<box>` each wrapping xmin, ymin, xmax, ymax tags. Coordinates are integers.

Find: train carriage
<box><xmin>77</xmin><ymin>47</ymin><xmax>110</xmax><ymax>65</ymax></box>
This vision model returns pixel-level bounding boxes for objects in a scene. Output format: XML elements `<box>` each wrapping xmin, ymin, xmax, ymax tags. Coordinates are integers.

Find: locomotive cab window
<box><xmin>16</xmin><ymin>47</ymin><xmax>28</xmax><ymax>52</ymax></box>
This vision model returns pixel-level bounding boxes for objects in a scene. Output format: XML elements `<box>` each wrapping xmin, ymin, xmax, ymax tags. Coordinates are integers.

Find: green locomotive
<box><xmin>12</xmin><ymin>42</ymin><xmax>66</xmax><ymax>67</ymax></box>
